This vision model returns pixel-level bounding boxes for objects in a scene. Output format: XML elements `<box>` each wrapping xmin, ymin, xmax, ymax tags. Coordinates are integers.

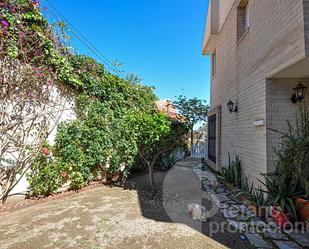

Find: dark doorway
<box><xmin>208</xmin><ymin>115</ymin><xmax>216</xmax><ymax>163</ymax></box>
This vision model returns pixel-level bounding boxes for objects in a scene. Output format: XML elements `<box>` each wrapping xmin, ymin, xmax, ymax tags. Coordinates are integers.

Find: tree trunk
<box><xmin>148</xmin><ymin>165</ymin><xmax>155</xmax><ymax>190</ymax></box>
<box><xmin>190</xmin><ymin>127</ymin><xmax>194</xmax><ymax>147</ymax></box>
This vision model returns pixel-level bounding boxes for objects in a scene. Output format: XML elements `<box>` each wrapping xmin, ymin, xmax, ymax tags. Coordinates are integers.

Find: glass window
<box><xmin>245</xmin><ymin>4</ymin><xmax>250</xmax><ymax>29</ymax></box>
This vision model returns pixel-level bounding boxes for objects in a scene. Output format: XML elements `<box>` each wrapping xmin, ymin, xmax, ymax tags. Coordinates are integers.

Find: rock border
<box><xmin>192</xmin><ymin>163</ymin><xmax>309</xmax><ymax>249</ymax></box>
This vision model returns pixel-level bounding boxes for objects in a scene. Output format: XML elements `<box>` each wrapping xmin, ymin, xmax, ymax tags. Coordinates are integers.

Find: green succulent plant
<box><xmin>258</xmin><ymin>174</ymin><xmax>301</xmax><ymax>221</ymax></box>
<box><xmin>219</xmin><ymin>153</ymin><xmax>242</xmax><ymax>188</ymax></box>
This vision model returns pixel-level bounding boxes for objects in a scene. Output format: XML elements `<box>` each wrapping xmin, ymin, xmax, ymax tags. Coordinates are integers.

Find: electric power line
<box><xmin>45</xmin><ymin>0</ymin><xmax>127</xmax><ymax>78</ymax></box>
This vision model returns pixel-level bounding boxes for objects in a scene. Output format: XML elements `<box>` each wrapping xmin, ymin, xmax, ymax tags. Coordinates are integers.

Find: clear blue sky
<box><xmin>42</xmin><ymin>0</ymin><xmax>210</xmax><ymax>102</ymax></box>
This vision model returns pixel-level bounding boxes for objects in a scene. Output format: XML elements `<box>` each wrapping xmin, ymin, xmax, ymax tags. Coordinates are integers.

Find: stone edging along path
<box><xmin>192</xmin><ymin>162</ymin><xmax>309</xmax><ymax>249</ymax></box>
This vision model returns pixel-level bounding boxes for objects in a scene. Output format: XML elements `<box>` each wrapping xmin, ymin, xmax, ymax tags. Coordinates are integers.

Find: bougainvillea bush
<box><xmin>0</xmin><ymin>0</ymin><xmax>73</xmax><ymax>203</ymax></box>
<box><xmin>1</xmin><ymin>0</ymin><xmax>187</xmax><ymax>201</ymax></box>
<box><xmin>27</xmin><ymin>148</ymin><xmax>68</xmax><ymax>197</ymax></box>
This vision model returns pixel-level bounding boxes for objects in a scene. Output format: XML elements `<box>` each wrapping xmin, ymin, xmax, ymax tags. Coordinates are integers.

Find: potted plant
<box><xmin>295</xmin><ymin>185</ymin><xmax>309</xmax><ymax>223</ymax></box>
<box><xmin>259</xmin><ymin>174</ymin><xmax>300</xmax><ymax>228</ymax></box>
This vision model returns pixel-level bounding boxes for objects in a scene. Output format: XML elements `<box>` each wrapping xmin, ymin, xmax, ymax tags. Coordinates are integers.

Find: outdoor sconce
<box><xmin>227</xmin><ymin>100</ymin><xmax>238</xmax><ymax>113</ymax></box>
<box><xmin>291</xmin><ymin>83</ymin><xmax>307</xmax><ymax>103</ymax></box>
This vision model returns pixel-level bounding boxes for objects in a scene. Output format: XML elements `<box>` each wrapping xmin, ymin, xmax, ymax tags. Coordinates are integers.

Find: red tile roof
<box><xmin>155</xmin><ymin>100</ymin><xmax>185</xmax><ymax>121</ymax></box>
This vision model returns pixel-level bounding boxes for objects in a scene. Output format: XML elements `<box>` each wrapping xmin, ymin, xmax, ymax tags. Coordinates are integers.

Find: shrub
<box><xmin>1</xmin><ymin>0</ymin><xmax>184</xmax><ymax>199</ymax></box>
<box><xmin>27</xmin><ymin>152</ymin><xmax>68</xmax><ymax>197</ymax></box>
<box><xmin>155</xmin><ymin>153</ymin><xmax>177</xmax><ymax>171</ymax></box>
<box><xmin>54</xmin><ymin>100</ymin><xmax>141</xmax><ymax>183</ymax></box>
<box><xmin>69</xmin><ymin>172</ymin><xmax>85</xmax><ymax>190</ymax></box>
<box><xmin>274</xmin><ymin>104</ymin><xmax>309</xmax><ymax>197</ymax></box>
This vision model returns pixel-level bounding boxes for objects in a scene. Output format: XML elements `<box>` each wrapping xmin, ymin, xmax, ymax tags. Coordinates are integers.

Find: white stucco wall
<box><xmin>9</xmin><ymin>86</ymin><xmax>76</xmax><ymax>195</ymax></box>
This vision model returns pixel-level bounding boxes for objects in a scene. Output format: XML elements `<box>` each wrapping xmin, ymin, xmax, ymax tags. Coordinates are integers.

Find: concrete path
<box><xmin>0</xmin><ymin>159</ymin><xmax>254</xmax><ymax>249</ymax></box>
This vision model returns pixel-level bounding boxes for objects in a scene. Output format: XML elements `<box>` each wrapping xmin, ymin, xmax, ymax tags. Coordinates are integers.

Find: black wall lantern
<box><xmin>291</xmin><ymin>83</ymin><xmax>307</xmax><ymax>103</ymax></box>
<box><xmin>227</xmin><ymin>100</ymin><xmax>238</xmax><ymax>113</ymax></box>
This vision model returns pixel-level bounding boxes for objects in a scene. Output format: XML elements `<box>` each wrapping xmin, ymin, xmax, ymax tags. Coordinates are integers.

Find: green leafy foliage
<box><xmin>128</xmin><ymin>110</ymin><xmax>188</xmax><ymax>188</ymax></box>
<box><xmin>174</xmin><ymin>95</ymin><xmax>209</xmax><ymax>146</ymax></box>
<box><xmin>155</xmin><ymin>154</ymin><xmax>177</xmax><ymax>171</ymax></box>
<box><xmin>249</xmin><ymin>187</ymin><xmax>268</xmax><ymax>206</ymax></box>
<box><xmin>54</xmin><ymin>101</ymin><xmax>140</xmax><ymax>181</ymax></box>
<box><xmin>27</xmin><ymin>152</ymin><xmax>68</xmax><ymax>197</ymax></box>
<box><xmin>219</xmin><ymin>153</ymin><xmax>242</xmax><ymax>188</ymax></box>
<box><xmin>1</xmin><ymin>0</ymin><xmax>187</xmax><ymax>197</ymax></box>
<box><xmin>69</xmin><ymin>172</ymin><xmax>85</xmax><ymax>190</ymax></box>
<box><xmin>274</xmin><ymin>104</ymin><xmax>309</xmax><ymax>197</ymax></box>
<box><xmin>258</xmin><ymin>174</ymin><xmax>300</xmax><ymax>221</ymax></box>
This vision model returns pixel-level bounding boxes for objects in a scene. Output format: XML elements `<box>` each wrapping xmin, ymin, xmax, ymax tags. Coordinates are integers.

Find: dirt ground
<box><xmin>0</xmin><ymin>160</ymin><xmax>255</xmax><ymax>249</ymax></box>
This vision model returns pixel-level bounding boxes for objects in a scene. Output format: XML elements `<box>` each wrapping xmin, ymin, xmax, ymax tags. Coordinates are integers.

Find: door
<box><xmin>208</xmin><ymin>115</ymin><xmax>216</xmax><ymax>163</ymax></box>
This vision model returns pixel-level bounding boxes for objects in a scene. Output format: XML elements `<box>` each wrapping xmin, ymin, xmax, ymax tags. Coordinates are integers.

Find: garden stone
<box><xmin>288</xmin><ymin>231</ymin><xmax>309</xmax><ymax>247</ymax></box>
<box><xmin>218</xmin><ymin>203</ymin><xmax>229</xmax><ymax>209</ymax></box>
<box><xmin>205</xmin><ymin>172</ymin><xmax>216</xmax><ymax>177</ymax></box>
<box><xmin>250</xmin><ymin>219</ymin><xmax>268</xmax><ymax>229</ymax></box>
<box><xmin>225</xmin><ymin>200</ymin><xmax>237</xmax><ymax>205</ymax></box>
<box><xmin>229</xmin><ymin>204</ymin><xmax>250</xmax><ymax>215</ymax></box>
<box><xmin>205</xmin><ymin>188</ymin><xmax>216</xmax><ymax>195</ymax></box>
<box><xmin>211</xmin><ymin>193</ymin><xmax>229</xmax><ymax>204</ymax></box>
<box><xmin>215</xmin><ymin>187</ymin><xmax>226</xmax><ymax>194</ymax></box>
<box><xmin>221</xmin><ymin>209</ymin><xmax>239</xmax><ymax>219</ymax></box>
<box><xmin>245</xmin><ymin>233</ymin><xmax>271</xmax><ymax>248</ymax></box>
<box><xmin>264</xmin><ymin>230</ymin><xmax>289</xmax><ymax>240</ymax></box>
<box><xmin>274</xmin><ymin>241</ymin><xmax>302</xmax><ymax>249</ymax></box>
<box><xmin>227</xmin><ymin>220</ymin><xmax>248</xmax><ymax>231</ymax></box>
<box><xmin>208</xmin><ymin>179</ymin><xmax>219</xmax><ymax>187</ymax></box>
<box><xmin>236</xmin><ymin>213</ymin><xmax>252</xmax><ymax>222</ymax></box>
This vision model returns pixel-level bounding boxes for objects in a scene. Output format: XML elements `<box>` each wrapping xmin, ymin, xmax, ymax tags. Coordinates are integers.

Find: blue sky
<box><xmin>42</xmin><ymin>0</ymin><xmax>210</xmax><ymax>102</ymax></box>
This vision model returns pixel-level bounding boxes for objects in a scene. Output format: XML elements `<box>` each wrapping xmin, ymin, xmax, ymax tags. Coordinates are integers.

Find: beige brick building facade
<box><xmin>202</xmin><ymin>0</ymin><xmax>309</xmax><ymax>184</ymax></box>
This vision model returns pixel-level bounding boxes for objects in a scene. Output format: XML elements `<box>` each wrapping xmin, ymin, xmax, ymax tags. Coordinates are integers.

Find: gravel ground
<box><xmin>0</xmin><ymin>160</ymin><xmax>255</xmax><ymax>249</ymax></box>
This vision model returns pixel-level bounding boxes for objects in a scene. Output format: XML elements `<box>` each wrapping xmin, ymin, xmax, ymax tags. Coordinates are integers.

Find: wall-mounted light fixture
<box><xmin>227</xmin><ymin>100</ymin><xmax>238</xmax><ymax>113</ymax></box>
<box><xmin>291</xmin><ymin>83</ymin><xmax>307</xmax><ymax>103</ymax></box>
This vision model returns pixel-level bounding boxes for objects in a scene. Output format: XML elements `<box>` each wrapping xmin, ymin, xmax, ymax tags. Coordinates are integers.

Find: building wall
<box><xmin>9</xmin><ymin>87</ymin><xmax>76</xmax><ymax>195</ymax></box>
<box><xmin>218</xmin><ymin>0</ymin><xmax>234</xmax><ymax>31</ymax></box>
<box><xmin>304</xmin><ymin>0</ymin><xmax>309</xmax><ymax>55</ymax></box>
<box><xmin>266</xmin><ymin>79</ymin><xmax>309</xmax><ymax>173</ymax></box>
<box><xmin>209</xmin><ymin>0</ymin><xmax>306</xmax><ymax>183</ymax></box>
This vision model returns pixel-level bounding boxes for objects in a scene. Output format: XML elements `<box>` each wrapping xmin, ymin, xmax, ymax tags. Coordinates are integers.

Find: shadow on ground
<box><xmin>0</xmin><ymin>159</ymin><xmax>255</xmax><ymax>249</ymax></box>
<box><xmin>124</xmin><ymin>159</ymin><xmax>255</xmax><ymax>249</ymax></box>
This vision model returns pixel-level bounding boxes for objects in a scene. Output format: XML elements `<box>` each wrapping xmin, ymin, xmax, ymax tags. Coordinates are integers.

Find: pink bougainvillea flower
<box><xmin>32</xmin><ymin>0</ymin><xmax>40</xmax><ymax>11</ymax></box>
<box><xmin>40</xmin><ymin>147</ymin><xmax>49</xmax><ymax>155</ymax></box>
<box><xmin>19</xmin><ymin>31</ymin><xmax>26</xmax><ymax>37</ymax></box>
<box><xmin>10</xmin><ymin>6</ymin><xmax>17</xmax><ymax>13</ymax></box>
<box><xmin>61</xmin><ymin>171</ymin><xmax>68</xmax><ymax>178</ymax></box>
<box><xmin>47</xmin><ymin>80</ymin><xmax>53</xmax><ymax>85</ymax></box>
<box><xmin>1</xmin><ymin>20</ymin><xmax>9</xmax><ymax>27</ymax></box>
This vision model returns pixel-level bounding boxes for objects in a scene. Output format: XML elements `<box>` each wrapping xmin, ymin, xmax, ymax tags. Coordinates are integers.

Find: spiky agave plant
<box><xmin>259</xmin><ymin>174</ymin><xmax>301</xmax><ymax>221</ymax></box>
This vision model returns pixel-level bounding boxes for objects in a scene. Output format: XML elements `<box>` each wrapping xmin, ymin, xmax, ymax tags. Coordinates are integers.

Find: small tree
<box><xmin>174</xmin><ymin>95</ymin><xmax>209</xmax><ymax>147</ymax></box>
<box><xmin>130</xmin><ymin>111</ymin><xmax>188</xmax><ymax>190</ymax></box>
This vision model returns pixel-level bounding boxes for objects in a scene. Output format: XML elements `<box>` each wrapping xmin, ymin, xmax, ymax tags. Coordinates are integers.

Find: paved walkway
<box><xmin>192</xmin><ymin>160</ymin><xmax>309</xmax><ymax>249</ymax></box>
<box><xmin>0</xmin><ymin>159</ymin><xmax>289</xmax><ymax>249</ymax></box>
